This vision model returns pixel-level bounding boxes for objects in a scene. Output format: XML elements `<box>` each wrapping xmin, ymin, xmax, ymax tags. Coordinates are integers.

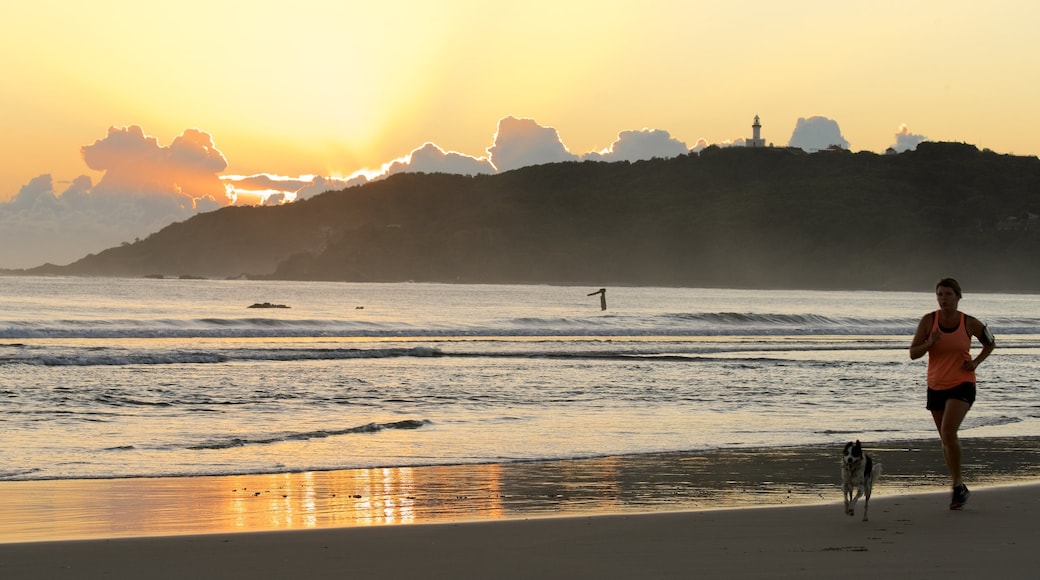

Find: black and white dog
<box><xmin>842</xmin><ymin>440</ymin><xmax>880</xmax><ymax>521</ymax></box>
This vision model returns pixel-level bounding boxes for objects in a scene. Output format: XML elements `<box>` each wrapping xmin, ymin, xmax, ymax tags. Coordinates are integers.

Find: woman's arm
<box><xmin>965</xmin><ymin>315</ymin><xmax>996</xmax><ymax>370</ymax></box>
<box><xmin>909</xmin><ymin>313</ymin><xmax>936</xmax><ymax>360</ymax></box>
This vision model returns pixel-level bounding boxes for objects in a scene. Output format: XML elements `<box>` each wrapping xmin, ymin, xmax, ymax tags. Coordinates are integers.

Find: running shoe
<box><xmin>950</xmin><ymin>484</ymin><xmax>970</xmax><ymax>510</ymax></box>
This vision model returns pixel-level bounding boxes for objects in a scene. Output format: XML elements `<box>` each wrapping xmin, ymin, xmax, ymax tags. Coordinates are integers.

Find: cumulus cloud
<box><xmin>486</xmin><ymin>116</ymin><xmax>579</xmax><ymax>172</ymax></box>
<box><xmin>223</xmin><ymin>141</ymin><xmax>498</xmax><ymax>206</ymax></box>
<box><xmin>221</xmin><ymin>173</ymin><xmax>367</xmax><ymax>204</ymax></box>
<box><xmin>0</xmin><ymin>174</ymin><xmax>165</xmax><ymax>268</ymax></box>
<box><xmin>690</xmin><ymin>138</ymin><xmax>711</xmax><ymax>153</ymax></box>
<box><xmin>787</xmin><ymin>116</ymin><xmax>850</xmax><ymax>152</ymax></box>
<box><xmin>82</xmin><ymin>126</ymin><xmax>230</xmax><ymax>205</ymax></box>
<box><xmin>224</xmin><ymin>173</ymin><xmax>313</xmax><ymax>195</ymax></box>
<box><xmin>386</xmin><ymin>142</ymin><xmax>495</xmax><ymax>176</ymax></box>
<box><xmin>0</xmin><ymin>114</ymin><xmax>901</xmax><ymax>270</ymax></box>
<box><xmin>891</xmin><ymin>124</ymin><xmax>927</xmax><ymax>152</ymax></box>
<box><xmin>0</xmin><ymin>126</ymin><xmax>240</xmax><ymax>269</ymax></box>
<box><xmin>3</xmin><ymin>122</ymin><xmax>517</xmax><ymax>269</ymax></box>
<box><xmin>80</xmin><ymin>125</ymin><xmax>235</xmax><ymax>229</ymax></box>
<box><xmin>294</xmin><ymin>175</ymin><xmax>367</xmax><ymax>200</ymax></box>
<box><xmin>582</xmin><ymin>129</ymin><xmax>689</xmax><ymax>162</ymax></box>
<box><xmin>5</xmin><ymin>174</ymin><xmax>61</xmax><ymax>213</ymax></box>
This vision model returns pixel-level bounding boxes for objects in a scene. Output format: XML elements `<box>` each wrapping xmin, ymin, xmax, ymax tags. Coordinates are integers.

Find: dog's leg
<box><xmin>842</xmin><ymin>472</ymin><xmax>854</xmax><ymax>516</ymax></box>
<box><xmin>848</xmin><ymin>488</ymin><xmax>862</xmax><ymax>516</ymax></box>
<box><xmin>862</xmin><ymin>475</ymin><xmax>876</xmax><ymax>521</ymax></box>
<box><xmin>862</xmin><ymin>486</ymin><xmax>870</xmax><ymax>522</ymax></box>
<box><xmin>862</xmin><ymin>462</ymin><xmax>879</xmax><ymax>522</ymax></box>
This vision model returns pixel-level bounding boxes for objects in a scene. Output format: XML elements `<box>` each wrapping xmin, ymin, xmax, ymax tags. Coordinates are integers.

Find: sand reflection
<box><xmin>3</xmin><ymin>436</ymin><xmax>1039</xmax><ymax>543</ymax></box>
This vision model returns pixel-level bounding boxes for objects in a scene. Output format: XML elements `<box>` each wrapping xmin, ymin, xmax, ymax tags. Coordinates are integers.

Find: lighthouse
<box><xmin>748</xmin><ymin>115</ymin><xmax>766</xmax><ymax>148</ymax></box>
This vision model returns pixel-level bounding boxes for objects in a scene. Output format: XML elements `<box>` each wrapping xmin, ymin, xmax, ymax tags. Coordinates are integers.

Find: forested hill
<box><xmin>19</xmin><ymin>142</ymin><xmax>1040</xmax><ymax>292</ymax></box>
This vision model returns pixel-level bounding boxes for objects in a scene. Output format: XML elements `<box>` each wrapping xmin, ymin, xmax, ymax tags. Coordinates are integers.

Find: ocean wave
<box><xmin>968</xmin><ymin>415</ymin><xmax>1023</xmax><ymax>430</ymax></box>
<box><xmin>1</xmin><ymin>346</ymin><xmax>445</xmax><ymax>367</ymax></box>
<box><xmin>95</xmin><ymin>393</ymin><xmax>173</xmax><ymax>407</ymax></box>
<box><xmin>0</xmin><ymin>467</ymin><xmax>42</xmax><ymax>479</ymax></box>
<box><xmin>7</xmin><ymin>338</ymin><xmax>1040</xmax><ymax>368</ymax></box>
<box><xmin>187</xmin><ymin>419</ymin><xmax>430</xmax><ymax>450</ymax></box>
<box><xmin>0</xmin><ymin>344</ymin><xmax>893</xmax><ymax>368</ymax></box>
<box><xmin>2</xmin><ymin>312</ymin><xmax>1038</xmax><ymax>341</ymax></box>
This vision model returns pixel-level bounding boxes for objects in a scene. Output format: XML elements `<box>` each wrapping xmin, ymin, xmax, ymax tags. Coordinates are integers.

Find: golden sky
<box><xmin>1</xmin><ymin>1</ymin><xmax>1038</xmax><ymax>205</ymax></box>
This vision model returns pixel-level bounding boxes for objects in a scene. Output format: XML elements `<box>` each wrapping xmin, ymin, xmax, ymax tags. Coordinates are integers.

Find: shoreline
<box><xmin>3</xmin><ymin>435</ymin><xmax>1039</xmax><ymax>544</ymax></box>
<box><xmin>2</xmin><ymin>483</ymin><xmax>1038</xmax><ymax>579</ymax></box>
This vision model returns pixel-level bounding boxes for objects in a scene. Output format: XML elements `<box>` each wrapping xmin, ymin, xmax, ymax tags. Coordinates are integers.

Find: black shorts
<box><xmin>926</xmin><ymin>382</ymin><xmax>976</xmax><ymax>411</ymax></box>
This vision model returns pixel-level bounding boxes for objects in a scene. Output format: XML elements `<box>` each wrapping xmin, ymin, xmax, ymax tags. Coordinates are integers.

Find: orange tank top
<box><xmin>927</xmin><ymin>311</ymin><xmax>975</xmax><ymax>390</ymax></box>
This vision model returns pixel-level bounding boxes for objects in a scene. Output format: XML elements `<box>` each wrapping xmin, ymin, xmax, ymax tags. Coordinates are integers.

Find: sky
<box><xmin>1</xmin><ymin>0</ymin><xmax>1038</xmax><ymax>269</ymax></box>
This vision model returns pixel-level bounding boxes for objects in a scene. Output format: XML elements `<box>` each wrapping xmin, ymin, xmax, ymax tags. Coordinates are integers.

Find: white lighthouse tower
<box><xmin>748</xmin><ymin>115</ymin><xmax>766</xmax><ymax>148</ymax></box>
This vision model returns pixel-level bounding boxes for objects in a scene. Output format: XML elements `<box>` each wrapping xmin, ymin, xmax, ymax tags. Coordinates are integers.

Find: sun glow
<box><xmin>2</xmin><ymin>1</ymin><xmax>1040</xmax><ymax>206</ymax></box>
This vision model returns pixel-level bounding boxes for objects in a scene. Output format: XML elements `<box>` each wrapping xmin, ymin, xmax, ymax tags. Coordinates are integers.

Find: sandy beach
<box><xmin>2</xmin><ymin>437</ymin><xmax>1039</xmax><ymax>578</ymax></box>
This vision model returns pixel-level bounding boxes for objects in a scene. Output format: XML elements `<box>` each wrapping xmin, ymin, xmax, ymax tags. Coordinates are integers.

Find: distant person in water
<box><xmin>909</xmin><ymin>277</ymin><xmax>995</xmax><ymax>510</ymax></box>
<box><xmin>587</xmin><ymin>288</ymin><xmax>607</xmax><ymax>311</ymax></box>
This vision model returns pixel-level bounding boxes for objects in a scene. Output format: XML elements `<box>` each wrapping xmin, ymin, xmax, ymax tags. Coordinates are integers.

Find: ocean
<box><xmin>2</xmin><ymin>276</ymin><xmax>1038</xmax><ymax>482</ymax></box>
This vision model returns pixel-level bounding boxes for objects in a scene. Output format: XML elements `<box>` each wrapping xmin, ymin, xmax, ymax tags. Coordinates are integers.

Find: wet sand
<box><xmin>1</xmin><ymin>436</ymin><xmax>1039</xmax><ymax>578</ymax></box>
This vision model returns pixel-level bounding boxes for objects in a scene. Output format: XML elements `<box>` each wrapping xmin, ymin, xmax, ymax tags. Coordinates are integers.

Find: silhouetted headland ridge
<box><xmin>10</xmin><ymin>142</ymin><xmax>1040</xmax><ymax>292</ymax></box>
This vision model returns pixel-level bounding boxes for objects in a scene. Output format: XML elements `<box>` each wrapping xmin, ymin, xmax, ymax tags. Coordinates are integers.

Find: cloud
<box><xmin>3</xmin><ymin>115</ymin><xmax>880</xmax><ymax>269</ymax></box>
<box><xmin>82</xmin><ymin>125</ymin><xmax>230</xmax><ymax>206</ymax></box>
<box><xmin>690</xmin><ymin>138</ymin><xmax>710</xmax><ymax>153</ymax></box>
<box><xmin>385</xmin><ymin>142</ymin><xmax>495</xmax><ymax>176</ymax></box>
<box><xmin>891</xmin><ymin>124</ymin><xmax>927</xmax><ymax>152</ymax></box>
<box><xmin>221</xmin><ymin>140</ymin><xmax>497</xmax><ymax>206</ymax></box>
<box><xmin>78</xmin><ymin>125</ymin><xmax>235</xmax><ymax>233</ymax></box>
<box><xmin>787</xmin><ymin>116</ymin><xmax>850</xmax><ymax>151</ymax></box>
<box><xmin>486</xmin><ymin>116</ymin><xmax>579</xmax><ymax>172</ymax></box>
<box><xmin>0</xmin><ymin>126</ymin><xmax>241</xmax><ymax>269</ymax></box>
<box><xmin>0</xmin><ymin>174</ymin><xmax>169</xmax><ymax>268</ymax></box>
<box><xmin>582</xmin><ymin>129</ymin><xmax>689</xmax><ymax>162</ymax></box>
<box><xmin>293</xmin><ymin>175</ymin><xmax>367</xmax><ymax>200</ymax></box>
<box><xmin>221</xmin><ymin>173</ymin><xmax>368</xmax><ymax>204</ymax></box>
<box><xmin>224</xmin><ymin>174</ymin><xmax>314</xmax><ymax>195</ymax></box>
<box><xmin>5</xmin><ymin>174</ymin><xmax>61</xmax><ymax>213</ymax></box>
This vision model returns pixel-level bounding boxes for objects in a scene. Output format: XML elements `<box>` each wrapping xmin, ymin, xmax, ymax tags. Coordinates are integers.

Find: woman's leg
<box><xmin>931</xmin><ymin>399</ymin><xmax>972</xmax><ymax>485</ymax></box>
